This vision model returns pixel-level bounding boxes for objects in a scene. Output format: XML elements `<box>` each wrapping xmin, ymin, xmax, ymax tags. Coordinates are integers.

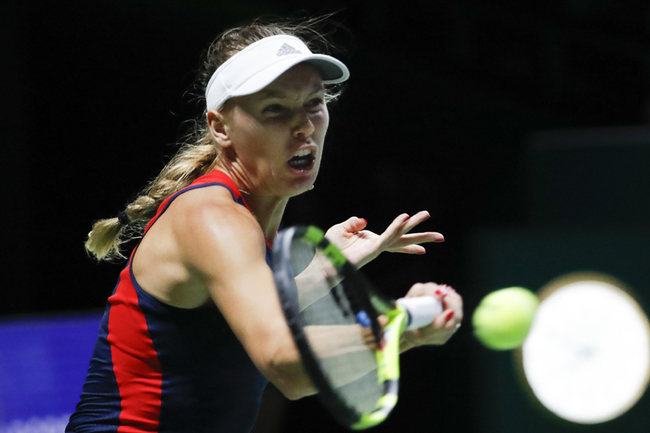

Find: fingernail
<box><xmin>435</xmin><ymin>289</ymin><xmax>444</xmax><ymax>296</ymax></box>
<box><xmin>441</xmin><ymin>284</ymin><xmax>455</xmax><ymax>293</ymax></box>
<box><xmin>445</xmin><ymin>311</ymin><xmax>454</xmax><ymax>321</ymax></box>
<box><xmin>359</xmin><ymin>218</ymin><xmax>367</xmax><ymax>224</ymax></box>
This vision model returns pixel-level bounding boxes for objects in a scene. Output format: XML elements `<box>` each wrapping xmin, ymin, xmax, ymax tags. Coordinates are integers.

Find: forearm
<box><xmin>261</xmin><ymin>322</ymin><xmax>380</xmax><ymax>398</ymax></box>
<box><xmin>295</xmin><ymin>254</ymin><xmax>341</xmax><ymax>310</ymax></box>
<box><xmin>399</xmin><ymin>333</ymin><xmax>420</xmax><ymax>353</ymax></box>
<box><xmin>251</xmin><ymin>329</ymin><xmax>318</xmax><ymax>400</ymax></box>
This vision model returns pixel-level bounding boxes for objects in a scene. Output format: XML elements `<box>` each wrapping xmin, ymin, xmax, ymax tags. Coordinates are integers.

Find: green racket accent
<box><xmin>377</xmin><ymin>306</ymin><xmax>408</xmax><ymax>382</ymax></box>
<box><xmin>352</xmin><ymin>390</ymin><xmax>398</xmax><ymax>430</ymax></box>
<box><xmin>322</xmin><ymin>242</ymin><xmax>347</xmax><ymax>268</ymax></box>
<box><xmin>369</xmin><ymin>293</ymin><xmax>396</xmax><ymax>315</ymax></box>
<box><xmin>303</xmin><ymin>225</ymin><xmax>348</xmax><ymax>268</ymax></box>
<box><xmin>377</xmin><ymin>392</ymin><xmax>399</xmax><ymax>409</ymax></box>
<box><xmin>351</xmin><ymin>306</ymin><xmax>409</xmax><ymax>430</ymax></box>
<box><xmin>304</xmin><ymin>225</ymin><xmax>325</xmax><ymax>244</ymax></box>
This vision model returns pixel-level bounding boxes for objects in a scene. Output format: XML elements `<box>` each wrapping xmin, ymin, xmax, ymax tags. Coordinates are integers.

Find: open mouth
<box><xmin>287</xmin><ymin>149</ymin><xmax>315</xmax><ymax>170</ymax></box>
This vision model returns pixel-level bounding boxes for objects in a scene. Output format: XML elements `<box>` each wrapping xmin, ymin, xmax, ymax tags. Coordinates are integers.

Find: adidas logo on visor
<box><xmin>277</xmin><ymin>43</ymin><xmax>302</xmax><ymax>56</ymax></box>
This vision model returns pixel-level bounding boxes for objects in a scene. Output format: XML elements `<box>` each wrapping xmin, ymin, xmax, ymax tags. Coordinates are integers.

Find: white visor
<box><xmin>205</xmin><ymin>35</ymin><xmax>350</xmax><ymax>110</ymax></box>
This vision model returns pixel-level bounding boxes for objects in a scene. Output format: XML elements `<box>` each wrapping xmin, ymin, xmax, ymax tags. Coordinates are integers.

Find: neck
<box><xmin>214</xmin><ymin>159</ymin><xmax>288</xmax><ymax>242</ymax></box>
<box><xmin>240</xmin><ymin>191</ymin><xmax>289</xmax><ymax>242</ymax></box>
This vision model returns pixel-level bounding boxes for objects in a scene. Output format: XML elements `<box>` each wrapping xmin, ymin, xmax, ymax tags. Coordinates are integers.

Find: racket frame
<box><xmin>272</xmin><ymin>225</ymin><xmax>406</xmax><ymax>429</ymax></box>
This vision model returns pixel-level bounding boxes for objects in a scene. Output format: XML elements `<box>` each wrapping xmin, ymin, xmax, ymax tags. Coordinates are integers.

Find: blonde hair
<box><xmin>85</xmin><ymin>15</ymin><xmax>347</xmax><ymax>261</ymax></box>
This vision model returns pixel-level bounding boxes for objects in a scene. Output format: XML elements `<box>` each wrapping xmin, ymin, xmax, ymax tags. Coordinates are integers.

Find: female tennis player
<box><xmin>66</xmin><ymin>17</ymin><xmax>463</xmax><ymax>433</ymax></box>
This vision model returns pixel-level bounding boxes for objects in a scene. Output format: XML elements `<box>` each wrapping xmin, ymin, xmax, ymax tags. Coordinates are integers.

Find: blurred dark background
<box><xmin>1</xmin><ymin>0</ymin><xmax>649</xmax><ymax>432</ymax></box>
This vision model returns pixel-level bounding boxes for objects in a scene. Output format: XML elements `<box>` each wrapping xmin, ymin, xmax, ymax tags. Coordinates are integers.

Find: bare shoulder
<box><xmin>167</xmin><ymin>185</ymin><xmax>267</xmax><ymax>281</ymax></box>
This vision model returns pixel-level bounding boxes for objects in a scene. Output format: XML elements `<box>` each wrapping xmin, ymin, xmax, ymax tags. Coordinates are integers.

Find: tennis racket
<box><xmin>272</xmin><ymin>225</ymin><xmax>443</xmax><ymax>430</ymax></box>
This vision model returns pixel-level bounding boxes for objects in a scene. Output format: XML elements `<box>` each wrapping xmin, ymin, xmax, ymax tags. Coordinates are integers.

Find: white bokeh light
<box><xmin>522</xmin><ymin>276</ymin><xmax>650</xmax><ymax>424</ymax></box>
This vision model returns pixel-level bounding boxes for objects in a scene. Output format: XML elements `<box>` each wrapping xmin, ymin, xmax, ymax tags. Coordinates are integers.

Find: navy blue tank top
<box><xmin>67</xmin><ymin>170</ymin><xmax>270</xmax><ymax>433</ymax></box>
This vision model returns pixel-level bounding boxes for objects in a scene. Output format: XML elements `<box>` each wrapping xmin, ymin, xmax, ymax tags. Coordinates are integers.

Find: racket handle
<box><xmin>396</xmin><ymin>296</ymin><xmax>443</xmax><ymax>330</ymax></box>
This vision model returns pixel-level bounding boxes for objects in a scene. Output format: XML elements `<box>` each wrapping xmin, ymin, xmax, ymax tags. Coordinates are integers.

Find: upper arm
<box><xmin>170</xmin><ymin>188</ymin><xmax>313</xmax><ymax>397</ymax></box>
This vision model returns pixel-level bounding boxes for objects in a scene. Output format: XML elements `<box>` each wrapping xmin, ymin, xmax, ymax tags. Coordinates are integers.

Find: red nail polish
<box><xmin>435</xmin><ymin>289</ymin><xmax>444</xmax><ymax>296</ymax></box>
<box><xmin>445</xmin><ymin>311</ymin><xmax>454</xmax><ymax>321</ymax></box>
<box><xmin>441</xmin><ymin>284</ymin><xmax>455</xmax><ymax>293</ymax></box>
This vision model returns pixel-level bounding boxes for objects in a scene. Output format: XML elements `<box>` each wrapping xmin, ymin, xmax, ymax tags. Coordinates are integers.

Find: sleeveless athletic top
<box><xmin>67</xmin><ymin>170</ymin><xmax>270</xmax><ymax>433</ymax></box>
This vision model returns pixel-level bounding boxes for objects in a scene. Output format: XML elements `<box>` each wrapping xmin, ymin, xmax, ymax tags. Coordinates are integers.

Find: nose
<box><xmin>292</xmin><ymin>109</ymin><xmax>315</xmax><ymax>139</ymax></box>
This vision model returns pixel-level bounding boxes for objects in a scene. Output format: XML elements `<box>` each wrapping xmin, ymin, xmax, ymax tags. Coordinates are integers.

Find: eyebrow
<box><xmin>258</xmin><ymin>84</ymin><xmax>325</xmax><ymax>100</ymax></box>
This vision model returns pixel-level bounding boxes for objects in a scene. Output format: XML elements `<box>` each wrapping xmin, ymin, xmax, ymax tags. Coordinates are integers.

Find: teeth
<box><xmin>293</xmin><ymin>149</ymin><xmax>311</xmax><ymax>158</ymax></box>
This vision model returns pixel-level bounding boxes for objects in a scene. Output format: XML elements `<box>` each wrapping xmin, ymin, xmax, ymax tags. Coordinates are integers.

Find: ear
<box><xmin>207</xmin><ymin>110</ymin><xmax>232</xmax><ymax>148</ymax></box>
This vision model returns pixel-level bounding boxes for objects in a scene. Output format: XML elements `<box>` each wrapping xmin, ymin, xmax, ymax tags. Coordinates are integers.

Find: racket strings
<box><xmin>301</xmin><ymin>289</ymin><xmax>384</xmax><ymax>414</ymax></box>
<box><xmin>330</xmin><ymin>286</ymin><xmax>351</xmax><ymax>318</ymax></box>
<box><xmin>289</xmin><ymin>238</ymin><xmax>384</xmax><ymax>416</ymax></box>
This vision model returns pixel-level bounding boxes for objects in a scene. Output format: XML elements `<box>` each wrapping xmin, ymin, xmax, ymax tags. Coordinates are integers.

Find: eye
<box><xmin>305</xmin><ymin>98</ymin><xmax>324</xmax><ymax>111</ymax></box>
<box><xmin>263</xmin><ymin>104</ymin><xmax>285</xmax><ymax>115</ymax></box>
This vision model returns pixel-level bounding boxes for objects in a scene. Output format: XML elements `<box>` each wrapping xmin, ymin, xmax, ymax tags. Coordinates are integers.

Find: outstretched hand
<box><xmin>324</xmin><ymin>211</ymin><xmax>444</xmax><ymax>268</ymax></box>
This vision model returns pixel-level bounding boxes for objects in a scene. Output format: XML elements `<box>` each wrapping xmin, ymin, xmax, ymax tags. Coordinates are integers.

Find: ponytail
<box><xmin>85</xmin><ymin>125</ymin><xmax>217</xmax><ymax>261</ymax></box>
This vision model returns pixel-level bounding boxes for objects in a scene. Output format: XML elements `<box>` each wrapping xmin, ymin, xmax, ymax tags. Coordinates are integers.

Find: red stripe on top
<box><xmin>106</xmin><ymin>170</ymin><xmax>272</xmax><ymax>431</ymax></box>
<box><xmin>105</xmin><ymin>171</ymin><xmax>249</xmax><ymax>431</ymax></box>
<box><xmin>142</xmin><ymin>170</ymin><xmax>244</xmax><ymax>236</ymax></box>
<box><xmin>141</xmin><ymin>170</ymin><xmax>273</xmax><ymax>249</ymax></box>
<box><xmin>108</xmin><ymin>266</ymin><xmax>163</xmax><ymax>432</ymax></box>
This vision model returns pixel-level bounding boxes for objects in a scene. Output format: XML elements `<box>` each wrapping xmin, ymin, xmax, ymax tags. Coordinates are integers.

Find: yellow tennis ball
<box><xmin>472</xmin><ymin>287</ymin><xmax>539</xmax><ymax>350</ymax></box>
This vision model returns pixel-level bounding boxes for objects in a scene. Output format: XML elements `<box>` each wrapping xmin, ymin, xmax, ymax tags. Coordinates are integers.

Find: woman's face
<box><xmin>217</xmin><ymin>63</ymin><xmax>329</xmax><ymax>198</ymax></box>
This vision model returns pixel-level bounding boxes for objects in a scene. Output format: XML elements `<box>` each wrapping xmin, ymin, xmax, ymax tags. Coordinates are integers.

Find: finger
<box><xmin>387</xmin><ymin>211</ymin><xmax>440</xmax><ymax>249</ymax></box>
<box><xmin>387</xmin><ymin>233</ymin><xmax>445</xmax><ymax>253</ymax></box>
<box><xmin>378</xmin><ymin>213</ymin><xmax>411</xmax><ymax>244</ymax></box>
<box><xmin>390</xmin><ymin>244</ymin><xmax>427</xmax><ymax>255</ymax></box>
<box><xmin>396</xmin><ymin>232</ymin><xmax>445</xmax><ymax>244</ymax></box>
<box><xmin>404</xmin><ymin>282</ymin><xmax>442</xmax><ymax>298</ymax></box>
<box><xmin>434</xmin><ymin>288</ymin><xmax>463</xmax><ymax>326</ymax></box>
<box><xmin>337</xmin><ymin>216</ymin><xmax>368</xmax><ymax>234</ymax></box>
<box><xmin>443</xmin><ymin>291</ymin><xmax>462</xmax><ymax>305</ymax></box>
<box><xmin>443</xmin><ymin>293</ymin><xmax>464</xmax><ymax>323</ymax></box>
<box><xmin>432</xmin><ymin>308</ymin><xmax>454</xmax><ymax>328</ymax></box>
<box><xmin>400</xmin><ymin>210</ymin><xmax>431</xmax><ymax>233</ymax></box>
<box><xmin>386</xmin><ymin>212</ymin><xmax>428</xmax><ymax>241</ymax></box>
<box><xmin>441</xmin><ymin>308</ymin><xmax>462</xmax><ymax>330</ymax></box>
